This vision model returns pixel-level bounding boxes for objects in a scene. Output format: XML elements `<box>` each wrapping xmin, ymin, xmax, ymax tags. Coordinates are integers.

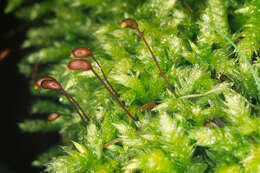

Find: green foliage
<box><xmin>5</xmin><ymin>0</ymin><xmax>24</xmax><ymax>13</ymax></box>
<box><xmin>32</xmin><ymin>146</ymin><xmax>61</xmax><ymax>167</ymax></box>
<box><xmin>6</xmin><ymin>0</ymin><xmax>260</xmax><ymax>172</ymax></box>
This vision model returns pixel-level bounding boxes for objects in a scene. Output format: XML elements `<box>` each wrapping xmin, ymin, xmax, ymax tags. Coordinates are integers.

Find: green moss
<box><xmin>6</xmin><ymin>0</ymin><xmax>260</xmax><ymax>172</ymax></box>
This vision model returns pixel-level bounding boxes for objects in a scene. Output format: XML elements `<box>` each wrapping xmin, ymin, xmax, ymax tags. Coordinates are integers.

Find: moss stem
<box><xmin>61</xmin><ymin>89</ymin><xmax>88</xmax><ymax>124</ymax></box>
<box><xmin>91</xmin><ymin>55</ymin><xmax>119</xmax><ymax>97</ymax></box>
<box><xmin>91</xmin><ymin>68</ymin><xmax>136</xmax><ymax>121</ymax></box>
<box><xmin>136</xmin><ymin>28</ymin><xmax>174</xmax><ymax>93</ymax></box>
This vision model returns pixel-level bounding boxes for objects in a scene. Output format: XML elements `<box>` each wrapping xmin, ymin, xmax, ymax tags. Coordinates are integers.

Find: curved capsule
<box><xmin>203</xmin><ymin>121</ymin><xmax>213</xmax><ymax>128</ymax></box>
<box><xmin>120</xmin><ymin>18</ymin><xmax>138</xmax><ymax>30</ymax></box>
<box><xmin>140</xmin><ymin>101</ymin><xmax>157</xmax><ymax>112</ymax></box>
<box><xmin>71</xmin><ymin>47</ymin><xmax>92</xmax><ymax>58</ymax></box>
<box><xmin>67</xmin><ymin>59</ymin><xmax>92</xmax><ymax>71</ymax></box>
<box><xmin>35</xmin><ymin>76</ymin><xmax>56</xmax><ymax>89</ymax></box>
<box><xmin>41</xmin><ymin>80</ymin><xmax>62</xmax><ymax>90</ymax></box>
<box><xmin>47</xmin><ymin>112</ymin><xmax>60</xmax><ymax>122</ymax></box>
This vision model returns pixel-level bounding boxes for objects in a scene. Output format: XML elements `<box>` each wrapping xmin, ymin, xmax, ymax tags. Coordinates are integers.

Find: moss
<box><xmin>6</xmin><ymin>0</ymin><xmax>260</xmax><ymax>172</ymax></box>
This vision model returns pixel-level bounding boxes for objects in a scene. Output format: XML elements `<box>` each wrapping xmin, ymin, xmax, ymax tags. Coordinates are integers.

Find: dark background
<box><xmin>0</xmin><ymin>1</ymin><xmax>58</xmax><ymax>173</ymax></box>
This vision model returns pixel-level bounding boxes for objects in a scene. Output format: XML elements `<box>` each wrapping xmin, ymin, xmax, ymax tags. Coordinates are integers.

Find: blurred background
<box><xmin>0</xmin><ymin>1</ymin><xmax>58</xmax><ymax>172</ymax></box>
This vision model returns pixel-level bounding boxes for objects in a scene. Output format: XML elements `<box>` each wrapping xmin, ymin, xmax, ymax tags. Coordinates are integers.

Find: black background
<box><xmin>0</xmin><ymin>1</ymin><xmax>58</xmax><ymax>172</ymax></box>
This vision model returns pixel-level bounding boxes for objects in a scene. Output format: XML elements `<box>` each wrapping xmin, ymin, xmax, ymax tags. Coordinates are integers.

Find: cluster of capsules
<box><xmin>35</xmin><ymin>19</ymin><xmax>174</xmax><ymax>128</ymax></box>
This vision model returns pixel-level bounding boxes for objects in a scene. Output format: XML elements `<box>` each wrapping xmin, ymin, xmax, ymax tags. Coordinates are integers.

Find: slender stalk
<box><xmin>36</xmin><ymin>76</ymin><xmax>89</xmax><ymax>124</ymax></box>
<box><xmin>61</xmin><ymin>89</ymin><xmax>88</xmax><ymax>124</ymax></box>
<box><xmin>136</xmin><ymin>28</ymin><xmax>174</xmax><ymax>93</ymax></box>
<box><xmin>91</xmin><ymin>68</ymin><xmax>136</xmax><ymax>121</ymax></box>
<box><xmin>64</xmin><ymin>91</ymin><xmax>90</xmax><ymax>121</ymax></box>
<box><xmin>91</xmin><ymin>55</ymin><xmax>119</xmax><ymax>97</ymax></box>
<box><xmin>104</xmin><ymin>138</ymin><xmax>121</xmax><ymax>148</ymax></box>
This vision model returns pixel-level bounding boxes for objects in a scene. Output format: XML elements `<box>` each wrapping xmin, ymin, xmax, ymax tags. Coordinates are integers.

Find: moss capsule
<box><xmin>41</xmin><ymin>80</ymin><xmax>62</xmax><ymax>90</ymax></box>
<box><xmin>120</xmin><ymin>18</ymin><xmax>138</xmax><ymax>30</ymax></box>
<box><xmin>71</xmin><ymin>47</ymin><xmax>92</xmax><ymax>58</ymax></box>
<box><xmin>140</xmin><ymin>101</ymin><xmax>157</xmax><ymax>112</ymax></box>
<box><xmin>34</xmin><ymin>76</ymin><xmax>56</xmax><ymax>89</ymax></box>
<box><xmin>70</xmin><ymin>47</ymin><xmax>119</xmax><ymax>96</ymax></box>
<box><xmin>47</xmin><ymin>112</ymin><xmax>60</xmax><ymax>122</ymax></box>
<box><xmin>204</xmin><ymin>121</ymin><xmax>213</xmax><ymax>128</ymax></box>
<box><xmin>67</xmin><ymin>59</ymin><xmax>92</xmax><ymax>71</ymax></box>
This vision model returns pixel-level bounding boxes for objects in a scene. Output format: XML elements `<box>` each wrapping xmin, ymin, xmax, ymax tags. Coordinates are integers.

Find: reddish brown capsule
<box><xmin>67</xmin><ymin>59</ymin><xmax>92</xmax><ymax>71</ymax></box>
<box><xmin>41</xmin><ymin>80</ymin><xmax>62</xmax><ymax>90</ymax></box>
<box><xmin>34</xmin><ymin>76</ymin><xmax>56</xmax><ymax>89</ymax></box>
<box><xmin>204</xmin><ymin>121</ymin><xmax>213</xmax><ymax>128</ymax></box>
<box><xmin>71</xmin><ymin>47</ymin><xmax>92</xmax><ymax>58</ymax></box>
<box><xmin>47</xmin><ymin>112</ymin><xmax>60</xmax><ymax>122</ymax></box>
<box><xmin>140</xmin><ymin>101</ymin><xmax>157</xmax><ymax>112</ymax></box>
<box><xmin>120</xmin><ymin>18</ymin><xmax>138</xmax><ymax>30</ymax></box>
<box><xmin>71</xmin><ymin>48</ymin><xmax>120</xmax><ymax>97</ymax></box>
<box><xmin>0</xmin><ymin>49</ymin><xmax>11</xmax><ymax>61</ymax></box>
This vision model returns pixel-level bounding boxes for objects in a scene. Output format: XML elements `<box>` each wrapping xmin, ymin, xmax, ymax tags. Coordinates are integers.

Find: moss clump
<box><xmin>6</xmin><ymin>0</ymin><xmax>260</xmax><ymax>172</ymax></box>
